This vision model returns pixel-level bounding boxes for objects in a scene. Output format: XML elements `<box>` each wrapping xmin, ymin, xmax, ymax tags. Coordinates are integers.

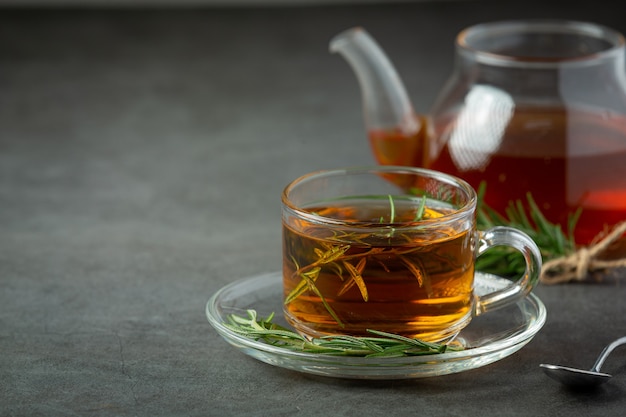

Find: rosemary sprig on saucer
<box><xmin>225</xmin><ymin>309</ymin><xmax>463</xmax><ymax>357</ymax></box>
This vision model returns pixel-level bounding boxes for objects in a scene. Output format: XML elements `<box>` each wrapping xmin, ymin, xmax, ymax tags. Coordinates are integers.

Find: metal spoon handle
<box><xmin>591</xmin><ymin>336</ymin><xmax>626</xmax><ymax>373</ymax></box>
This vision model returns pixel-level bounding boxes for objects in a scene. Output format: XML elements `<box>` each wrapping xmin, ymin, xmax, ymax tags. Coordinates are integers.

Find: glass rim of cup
<box><xmin>281</xmin><ymin>165</ymin><xmax>477</xmax><ymax>231</ymax></box>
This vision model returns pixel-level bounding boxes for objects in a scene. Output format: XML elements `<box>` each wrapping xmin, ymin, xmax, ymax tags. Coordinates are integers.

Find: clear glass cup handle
<box><xmin>475</xmin><ymin>226</ymin><xmax>542</xmax><ymax>315</ymax></box>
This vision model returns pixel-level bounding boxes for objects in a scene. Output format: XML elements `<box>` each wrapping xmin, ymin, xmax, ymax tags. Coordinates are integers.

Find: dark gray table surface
<box><xmin>2</xmin><ymin>2</ymin><xmax>626</xmax><ymax>416</ymax></box>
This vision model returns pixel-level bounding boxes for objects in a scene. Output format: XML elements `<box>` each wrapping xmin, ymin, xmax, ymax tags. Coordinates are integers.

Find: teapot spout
<box><xmin>330</xmin><ymin>27</ymin><xmax>425</xmax><ymax>167</ymax></box>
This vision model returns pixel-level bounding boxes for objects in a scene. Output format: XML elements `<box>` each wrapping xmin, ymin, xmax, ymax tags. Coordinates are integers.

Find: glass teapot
<box><xmin>330</xmin><ymin>20</ymin><xmax>626</xmax><ymax>244</ymax></box>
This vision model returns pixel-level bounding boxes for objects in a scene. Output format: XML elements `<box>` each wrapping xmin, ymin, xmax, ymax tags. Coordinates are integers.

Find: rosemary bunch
<box><xmin>225</xmin><ymin>309</ymin><xmax>462</xmax><ymax>357</ymax></box>
<box><xmin>475</xmin><ymin>182</ymin><xmax>580</xmax><ymax>277</ymax></box>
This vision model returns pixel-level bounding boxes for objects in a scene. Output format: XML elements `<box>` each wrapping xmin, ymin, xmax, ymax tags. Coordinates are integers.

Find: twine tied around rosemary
<box><xmin>540</xmin><ymin>221</ymin><xmax>626</xmax><ymax>284</ymax></box>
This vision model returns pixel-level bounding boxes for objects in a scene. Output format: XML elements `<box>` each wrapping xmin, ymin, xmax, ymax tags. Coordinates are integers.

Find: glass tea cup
<box><xmin>281</xmin><ymin>166</ymin><xmax>542</xmax><ymax>342</ymax></box>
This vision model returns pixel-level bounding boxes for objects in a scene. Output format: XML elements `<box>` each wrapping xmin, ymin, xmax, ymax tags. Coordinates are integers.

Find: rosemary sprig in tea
<box><xmin>285</xmin><ymin>194</ymin><xmax>431</xmax><ymax>327</ymax></box>
<box><xmin>225</xmin><ymin>309</ymin><xmax>462</xmax><ymax>357</ymax></box>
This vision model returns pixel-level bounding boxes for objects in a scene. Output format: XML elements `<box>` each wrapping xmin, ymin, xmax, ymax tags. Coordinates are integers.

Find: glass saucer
<box><xmin>206</xmin><ymin>271</ymin><xmax>546</xmax><ymax>380</ymax></box>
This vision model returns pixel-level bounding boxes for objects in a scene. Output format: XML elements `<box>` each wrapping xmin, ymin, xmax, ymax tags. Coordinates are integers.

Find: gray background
<box><xmin>2</xmin><ymin>1</ymin><xmax>626</xmax><ymax>416</ymax></box>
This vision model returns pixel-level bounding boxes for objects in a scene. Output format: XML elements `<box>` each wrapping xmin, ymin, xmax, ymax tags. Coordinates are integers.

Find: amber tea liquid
<box><xmin>282</xmin><ymin>198</ymin><xmax>475</xmax><ymax>341</ymax></box>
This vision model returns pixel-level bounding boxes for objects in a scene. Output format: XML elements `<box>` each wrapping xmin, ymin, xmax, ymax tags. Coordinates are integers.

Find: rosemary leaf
<box><xmin>414</xmin><ymin>195</ymin><xmax>426</xmax><ymax>221</ymax></box>
<box><xmin>284</xmin><ymin>267</ymin><xmax>321</xmax><ymax>305</ymax></box>
<box><xmin>341</xmin><ymin>258</ymin><xmax>368</xmax><ymax>301</ymax></box>
<box><xmin>308</xmin><ymin>279</ymin><xmax>344</xmax><ymax>328</ymax></box>
<box><xmin>388</xmin><ymin>194</ymin><xmax>395</xmax><ymax>223</ymax></box>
